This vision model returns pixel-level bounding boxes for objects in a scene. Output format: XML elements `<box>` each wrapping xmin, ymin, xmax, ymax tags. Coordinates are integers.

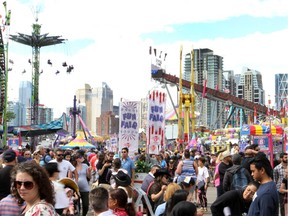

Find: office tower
<box><xmin>183</xmin><ymin>48</ymin><xmax>224</xmax><ymax>129</ymax></box>
<box><xmin>7</xmin><ymin>101</ymin><xmax>25</xmax><ymax>126</ymax></box>
<box><xmin>76</xmin><ymin>82</ymin><xmax>113</xmax><ymax>132</ymax></box>
<box><xmin>26</xmin><ymin>105</ymin><xmax>53</xmax><ymax>125</ymax></box>
<box><xmin>19</xmin><ymin>81</ymin><xmax>32</xmax><ymax>125</ymax></box>
<box><xmin>236</xmin><ymin>67</ymin><xmax>265</xmax><ymax>105</ymax></box>
<box><xmin>223</xmin><ymin>70</ymin><xmax>237</xmax><ymax>96</ymax></box>
<box><xmin>275</xmin><ymin>73</ymin><xmax>288</xmax><ymax>110</ymax></box>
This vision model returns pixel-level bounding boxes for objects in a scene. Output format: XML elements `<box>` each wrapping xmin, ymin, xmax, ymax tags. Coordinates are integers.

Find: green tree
<box><xmin>6</xmin><ymin>111</ymin><xmax>16</xmax><ymax>122</ymax></box>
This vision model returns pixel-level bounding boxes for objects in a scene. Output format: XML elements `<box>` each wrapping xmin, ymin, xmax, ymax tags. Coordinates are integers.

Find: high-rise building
<box><xmin>7</xmin><ymin>101</ymin><xmax>25</xmax><ymax>126</ymax></box>
<box><xmin>96</xmin><ymin>111</ymin><xmax>119</xmax><ymax>136</ymax></box>
<box><xmin>183</xmin><ymin>48</ymin><xmax>224</xmax><ymax>129</ymax></box>
<box><xmin>75</xmin><ymin>84</ymin><xmax>92</xmax><ymax>130</ymax></box>
<box><xmin>275</xmin><ymin>73</ymin><xmax>288</xmax><ymax>110</ymax></box>
<box><xmin>223</xmin><ymin>70</ymin><xmax>237</xmax><ymax>96</ymax></box>
<box><xmin>26</xmin><ymin>104</ymin><xmax>53</xmax><ymax>125</ymax></box>
<box><xmin>236</xmin><ymin>67</ymin><xmax>265</xmax><ymax>105</ymax></box>
<box><xmin>75</xmin><ymin>82</ymin><xmax>113</xmax><ymax>132</ymax></box>
<box><xmin>18</xmin><ymin>81</ymin><xmax>32</xmax><ymax>124</ymax></box>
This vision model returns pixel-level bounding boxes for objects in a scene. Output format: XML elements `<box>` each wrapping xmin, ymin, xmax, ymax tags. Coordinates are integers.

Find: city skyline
<box><xmin>3</xmin><ymin>0</ymin><xmax>288</xmax><ymax>117</ymax></box>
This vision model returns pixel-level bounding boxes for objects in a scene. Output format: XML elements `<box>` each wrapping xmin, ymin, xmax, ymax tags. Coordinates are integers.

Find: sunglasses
<box><xmin>77</xmin><ymin>155</ymin><xmax>83</xmax><ymax>159</ymax></box>
<box><xmin>57</xmin><ymin>154</ymin><xmax>64</xmax><ymax>157</ymax></box>
<box><xmin>15</xmin><ymin>181</ymin><xmax>34</xmax><ymax>190</ymax></box>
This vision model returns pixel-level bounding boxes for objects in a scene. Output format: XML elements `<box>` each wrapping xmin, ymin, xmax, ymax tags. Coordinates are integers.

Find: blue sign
<box><xmin>253</xmin><ymin>136</ymin><xmax>269</xmax><ymax>151</ymax></box>
<box><xmin>240</xmin><ymin>124</ymin><xmax>250</xmax><ymax>136</ymax></box>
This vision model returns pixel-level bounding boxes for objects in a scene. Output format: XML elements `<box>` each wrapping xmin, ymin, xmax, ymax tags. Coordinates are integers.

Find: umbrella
<box><xmin>61</xmin><ymin>135</ymin><xmax>95</xmax><ymax>149</ymax></box>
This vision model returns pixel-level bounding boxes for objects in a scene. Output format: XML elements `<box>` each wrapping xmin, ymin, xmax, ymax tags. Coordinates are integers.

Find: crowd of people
<box><xmin>0</xmin><ymin>142</ymin><xmax>286</xmax><ymax>216</ymax></box>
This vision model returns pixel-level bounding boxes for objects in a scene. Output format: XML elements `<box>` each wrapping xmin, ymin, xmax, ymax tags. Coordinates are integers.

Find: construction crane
<box><xmin>10</xmin><ymin>11</ymin><xmax>65</xmax><ymax>149</ymax></box>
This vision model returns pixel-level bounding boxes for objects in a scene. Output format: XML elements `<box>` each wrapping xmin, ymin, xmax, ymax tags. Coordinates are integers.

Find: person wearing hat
<box><xmin>0</xmin><ymin>149</ymin><xmax>17</xmax><ymax>200</ymax></box>
<box><xmin>147</xmin><ymin>168</ymin><xmax>170</xmax><ymax>211</ymax></box>
<box><xmin>112</xmin><ymin>170</ymin><xmax>134</xmax><ymax>204</ymax></box>
<box><xmin>217</xmin><ymin>150</ymin><xmax>232</xmax><ymax>197</ymax></box>
<box><xmin>44</xmin><ymin>162</ymin><xmax>69</xmax><ymax>215</ymax></box>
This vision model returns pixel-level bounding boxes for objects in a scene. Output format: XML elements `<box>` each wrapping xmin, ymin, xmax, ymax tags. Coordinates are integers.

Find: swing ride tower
<box><xmin>10</xmin><ymin>19</ymin><xmax>65</xmax><ymax>126</ymax></box>
<box><xmin>10</xmin><ymin>17</ymin><xmax>65</xmax><ymax>148</ymax></box>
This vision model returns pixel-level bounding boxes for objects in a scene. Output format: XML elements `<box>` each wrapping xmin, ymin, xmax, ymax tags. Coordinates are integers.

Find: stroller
<box><xmin>58</xmin><ymin>177</ymin><xmax>80</xmax><ymax>216</ymax></box>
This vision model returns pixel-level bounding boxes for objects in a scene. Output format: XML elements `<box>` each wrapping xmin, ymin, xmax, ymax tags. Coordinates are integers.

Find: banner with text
<box><xmin>147</xmin><ymin>90</ymin><xmax>166</xmax><ymax>154</ymax></box>
<box><xmin>109</xmin><ymin>134</ymin><xmax>118</xmax><ymax>153</ymax></box>
<box><xmin>119</xmin><ymin>101</ymin><xmax>140</xmax><ymax>158</ymax></box>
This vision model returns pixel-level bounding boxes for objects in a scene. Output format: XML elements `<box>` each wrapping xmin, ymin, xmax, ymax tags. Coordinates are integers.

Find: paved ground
<box><xmin>86</xmin><ymin>183</ymin><xmax>217</xmax><ymax>216</ymax></box>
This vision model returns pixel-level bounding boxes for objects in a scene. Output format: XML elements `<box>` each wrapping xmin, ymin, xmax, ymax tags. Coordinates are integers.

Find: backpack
<box><xmin>231</xmin><ymin>167</ymin><xmax>248</xmax><ymax>190</ymax></box>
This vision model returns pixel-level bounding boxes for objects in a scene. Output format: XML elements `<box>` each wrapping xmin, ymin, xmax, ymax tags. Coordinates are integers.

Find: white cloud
<box><xmin>3</xmin><ymin>0</ymin><xmax>288</xmax><ymax>117</ymax></box>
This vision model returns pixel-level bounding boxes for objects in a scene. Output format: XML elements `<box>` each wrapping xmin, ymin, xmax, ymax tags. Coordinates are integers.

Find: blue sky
<box><xmin>142</xmin><ymin>16</ymin><xmax>287</xmax><ymax>42</ymax></box>
<box><xmin>3</xmin><ymin>0</ymin><xmax>288</xmax><ymax>117</ymax></box>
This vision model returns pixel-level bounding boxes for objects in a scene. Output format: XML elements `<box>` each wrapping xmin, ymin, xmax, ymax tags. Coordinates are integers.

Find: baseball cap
<box><xmin>2</xmin><ymin>149</ymin><xmax>16</xmax><ymax>162</ymax></box>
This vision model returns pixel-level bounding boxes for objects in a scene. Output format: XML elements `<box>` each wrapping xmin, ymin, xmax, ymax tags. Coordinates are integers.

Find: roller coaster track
<box><xmin>151</xmin><ymin>70</ymin><xmax>280</xmax><ymax>117</ymax></box>
<box><xmin>0</xmin><ymin>29</ymin><xmax>5</xmax><ymax>123</ymax></box>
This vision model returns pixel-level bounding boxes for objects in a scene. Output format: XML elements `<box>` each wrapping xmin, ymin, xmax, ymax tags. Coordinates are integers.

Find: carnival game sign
<box><xmin>147</xmin><ymin>90</ymin><xmax>166</xmax><ymax>154</ymax></box>
<box><xmin>119</xmin><ymin>101</ymin><xmax>140</xmax><ymax>157</ymax></box>
<box><xmin>109</xmin><ymin>135</ymin><xmax>118</xmax><ymax>153</ymax></box>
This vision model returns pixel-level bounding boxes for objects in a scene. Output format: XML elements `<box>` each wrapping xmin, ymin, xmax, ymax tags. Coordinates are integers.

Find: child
<box><xmin>62</xmin><ymin>188</ymin><xmax>76</xmax><ymax>215</ymax></box>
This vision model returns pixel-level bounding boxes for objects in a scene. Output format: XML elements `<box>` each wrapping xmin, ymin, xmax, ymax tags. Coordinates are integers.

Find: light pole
<box><xmin>267</xmin><ymin>94</ymin><xmax>274</xmax><ymax>167</ymax></box>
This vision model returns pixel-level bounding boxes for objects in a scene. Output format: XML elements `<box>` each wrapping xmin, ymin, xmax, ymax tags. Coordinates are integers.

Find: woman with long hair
<box><xmin>75</xmin><ymin>150</ymin><xmax>91</xmax><ymax>216</ymax></box>
<box><xmin>112</xmin><ymin>170</ymin><xmax>137</xmax><ymax>216</ymax></box>
<box><xmin>109</xmin><ymin>188</ymin><xmax>135</xmax><ymax>216</ymax></box>
<box><xmin>175</xmin><ymin>150</ymin><xmax>198</xmax><ymax>203</ymax></box>
<box><xmin>10</xmin><ymin>161</ymin><xmax>58</xmax><ymax>215</ymax></box>
<box><xmin>164</xmin><ymin>189</ymin><xmax>189</xmax><ymax>216</ymax></box>
<box><xmin>155</xmin><ymin>183</ymin><xmax>181</xmax><ymax>216</ymax></box>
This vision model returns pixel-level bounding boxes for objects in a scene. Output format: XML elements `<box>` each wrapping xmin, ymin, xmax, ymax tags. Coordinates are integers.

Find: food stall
<box><xmin>240</xmin><ymin>124</ymin><xmax>284</xmax><ymax>166</ymax></box>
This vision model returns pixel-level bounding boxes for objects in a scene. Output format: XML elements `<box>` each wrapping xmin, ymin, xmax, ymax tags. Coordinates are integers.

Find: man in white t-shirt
<box><xmin>49</xmin><ymin>148</ymin><xmax>78</xmax><ymax>182</ymax></box>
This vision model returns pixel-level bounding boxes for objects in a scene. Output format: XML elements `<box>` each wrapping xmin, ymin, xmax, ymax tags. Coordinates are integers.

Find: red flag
<box><xmin>202</xmin><ymin>79</ymin><xmax>207</xmax><ymax>98</ymax></box>
<box><xmin>254</xmin><ymin>106</ymin><xmax>257</xmax><ymax>123</ymax></box>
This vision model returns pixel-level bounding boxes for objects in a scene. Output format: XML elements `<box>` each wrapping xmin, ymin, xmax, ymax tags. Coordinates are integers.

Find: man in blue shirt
<box><xmin>121</xmin><ymin>147</ymin><xmax>135</xmax><ymax>185</ymax></box>
<box><xmin>248</xmin><ymin>152</ymin><xmax>279</xmax><ymax>216</ymax></box>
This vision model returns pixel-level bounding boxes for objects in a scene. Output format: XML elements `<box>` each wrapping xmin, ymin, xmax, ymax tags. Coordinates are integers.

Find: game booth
<box><xmin>240</xmin><ymin>124</ymin><xmax>284</xmax><ymax>166</ymax></box>
<box><xmin>210</xmin><ymin>128</ymin><xmax>240</xmax><ymax>153</ymax></box>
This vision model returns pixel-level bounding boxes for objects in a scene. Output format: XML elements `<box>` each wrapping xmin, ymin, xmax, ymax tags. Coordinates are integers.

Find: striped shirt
<box><xmin>0</xmin><ymin>194</ymin><xmax>25</xmax><ymax>216</ymax></box>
